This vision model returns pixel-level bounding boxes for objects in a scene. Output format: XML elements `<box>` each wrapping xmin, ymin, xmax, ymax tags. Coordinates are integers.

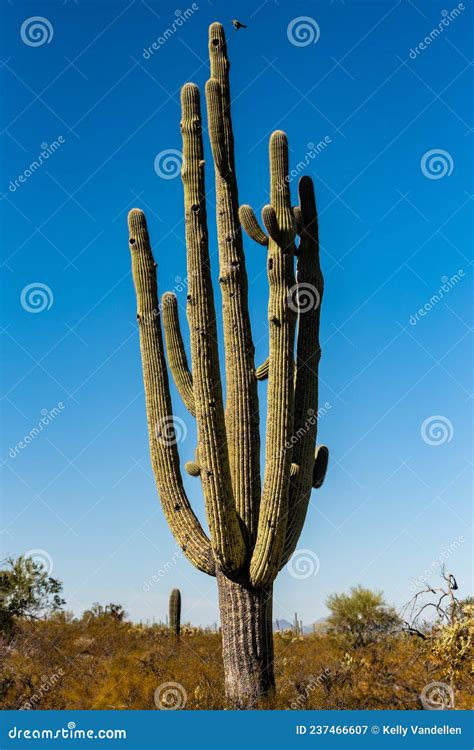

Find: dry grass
<box><xmin>1</xmin><ymin>616</ymin><xmax>471</xmax><ymax>710</ymax></box>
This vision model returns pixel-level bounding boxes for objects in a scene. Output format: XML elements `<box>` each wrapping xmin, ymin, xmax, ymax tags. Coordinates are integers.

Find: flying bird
<box><xmin>232</xmin><ymin>19</ymin><xmax>247</xmax><ymax>30</ymax></box>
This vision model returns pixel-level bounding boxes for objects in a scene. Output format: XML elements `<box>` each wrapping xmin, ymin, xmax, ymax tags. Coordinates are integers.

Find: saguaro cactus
<box><xmin>169</xmin><ymin>588</ymin><xmax>181</xmax><ymax>637</ymax></box>
<box><xmin>128</xmin><ymin>22</ymin><xmax>328</xmax><ymax>707</ymax></box>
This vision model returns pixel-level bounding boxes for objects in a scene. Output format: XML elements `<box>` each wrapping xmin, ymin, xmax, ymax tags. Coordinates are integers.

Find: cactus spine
<box><xmin>169</xmin><ymin>589</ymin><xmax>181</xmax><ymax>637</ymax></box>
<box><xmin>128</xmin><ymin>22</ymin><xmax>328</xmax><ymax>707</ymax></box>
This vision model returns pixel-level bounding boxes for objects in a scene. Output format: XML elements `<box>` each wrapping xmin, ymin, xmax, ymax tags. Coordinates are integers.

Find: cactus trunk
<box><xmin>217</xmin><ymin>571</ymin><xmax>274</xmax><ymax>707</ymax></box>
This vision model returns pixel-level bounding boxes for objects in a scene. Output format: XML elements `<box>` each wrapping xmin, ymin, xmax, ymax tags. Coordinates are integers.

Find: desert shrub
<box><xmin>326</xmin><ymin>586</ymin><xmax>401</xmax><ymax>647</ymax></box>
<box><xmin>430</xmin><ymin>602</ymin><xmax>473</xmax><ymax>684</ymax></box>
<box><xmin>0</xmin><ymin>557</ymin><xmax>64</xmax><ymax>634</ymax></box>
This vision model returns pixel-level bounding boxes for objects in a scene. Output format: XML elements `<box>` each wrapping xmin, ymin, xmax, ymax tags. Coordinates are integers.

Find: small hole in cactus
<box><xmin>191</xmin><ymin>204</ymin><xmax>200</xmax><ymax>213</ymax></box>
<box><xmin>268</xmin><ymin>258</ymin><xmax>273</xmax><ymax>271</ymax></box>
<box><xmin>174</xmin><ymin>503</ymin><xmax>181</xmax><ymax>512</ymax></box>
<box><xmin>129</xmin><ymin>238</ymin><xmax>136</xmax><ymax>245</ymax></box>
<box><xmin>212</xmin><ymin>38</ymin><xmax>219</xmax><ymax>47</ymax></box>
<box><xmin>187</xmin><ymin>294</ymin><xmax>192</xmax><ymax>301</ymax></box>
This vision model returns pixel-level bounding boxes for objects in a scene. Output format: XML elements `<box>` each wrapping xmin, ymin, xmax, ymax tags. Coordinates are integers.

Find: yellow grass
<box><xmin>1</xmin><ymin>616</ymin><xmax>471</xmax><ymax>710</ymax></box>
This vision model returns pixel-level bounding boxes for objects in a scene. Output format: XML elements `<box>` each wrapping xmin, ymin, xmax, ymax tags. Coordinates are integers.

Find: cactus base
<box><xmin>217</xmin><ymin>570</ymin><xmax>274</xmax><ymax>707</ymax></box>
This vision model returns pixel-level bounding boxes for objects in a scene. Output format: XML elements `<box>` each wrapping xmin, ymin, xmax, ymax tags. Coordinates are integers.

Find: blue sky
<box><xmin>1</xmin><ymin>0</ymin><xmax>472</xmax><ymax>626</ymax></box>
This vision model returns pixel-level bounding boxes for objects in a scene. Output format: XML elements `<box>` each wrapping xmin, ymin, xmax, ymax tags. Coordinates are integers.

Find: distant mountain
<box><xmin>273</xmin><ymin>619</ymin><xmax>293</xmax><ymax>631</ymax></box>
<box><xmin>273</xmin><ymin>617</ymin><xmax>328</xmax><ymax>634</ymax></box>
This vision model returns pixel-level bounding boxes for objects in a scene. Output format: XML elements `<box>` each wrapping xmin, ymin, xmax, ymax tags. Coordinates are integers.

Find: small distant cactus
<box><xmin>169</xmin><ymin>588</ymin><xmax>181</xmax><ymax>637</ymax></box>
<box><xmin>293</xmin><ymin>612</ymin><xmax>303</xmax><ymax>636</ymax></box>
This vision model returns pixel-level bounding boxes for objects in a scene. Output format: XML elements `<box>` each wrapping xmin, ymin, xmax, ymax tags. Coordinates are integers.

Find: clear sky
<box><xmin>1</xmin><ymin>0</ymin><xmax>472</xmax><ymax>627</ymax></box>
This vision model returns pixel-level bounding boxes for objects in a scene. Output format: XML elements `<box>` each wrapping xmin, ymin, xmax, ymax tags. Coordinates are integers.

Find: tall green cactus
<box><xmin>128</xmin><ymin>22</ymin><xmax>328</xmax><ymax>707</ymax></box>
<box><xmin>169</xmin><ymin>588</ymin><xmax>181</xmax><ymax>638</ymax></box>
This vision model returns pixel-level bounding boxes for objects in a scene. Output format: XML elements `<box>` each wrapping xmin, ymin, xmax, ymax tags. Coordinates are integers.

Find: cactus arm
<box><xmin>262</xmin><ymin>205</ymin><xmax>282</xmax><ymax>245</ymax></box>
<box><xmin>239</xmin><ymin>205</ymin><xmax>268</xmax><ymax>246</ymax></box>
<box><xmin>161</xmin><ymin>292</ymin><xmax>196</xmax><ymax>417</ymax></box>
<box><xmin>128</xmin><ymin>209</ymin><xmax>215</xmax><ymax>576</ymax></box>
<box><xmin>292</xmin><ymin>206</ymin><xmax>303</xmax><ymax>235</ymax></box>
<box><xmin>312</xmin><ymin>445</ymin><xmax>329</xmax><ymax>488</ymax></box>
<box><xmin>180</xmin><ymin>83</ymin><xmax>246</xmax><ymax>574</ymax></box>
<box><xmin>185</xmin><ymin>446</ymin><xmax>201</xmax><ymax>476</ymax></box>
<box><xmin>280</xmin><ymin>176</ymin><xmax>324</xmax><ymax>568</ymax></box>
<box><xmin>250</xmin><ymin>131</ymin><xmax>297</xmax><ymax>588</ymax></box>
<box><xmin>205</xmin><ymin>78</ymin><xmax>229</xmax><ymax>176</ymax></box>
<box><xmin>185</xmin><ymin>460</ymin><xmax>201</xmax><ymax>477</ymax></box>
<box><xmin>255</xmin><ymin>358</ymin><xmax>269</xmax><ymax>381</ymax></box>
<box><xmin>256</xmin><ymin>355</ymin><xmax>297</xmax><ymax>384</ymax></box>
<box><xmin>206</xmin><ymin>23</ymin><xmax>261</xmax><ymax>543</ymax></box>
